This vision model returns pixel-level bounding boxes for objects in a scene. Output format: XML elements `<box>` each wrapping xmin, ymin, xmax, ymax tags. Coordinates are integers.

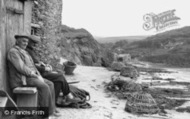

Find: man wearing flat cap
<box><xmin>7</xmin><ymin>34</ymin><xmax>60</xmax><ymax>118</ymax></box>
<box><xmin>26</xmin><ymin>35</ymin><xmax>82</xmax><ymax>106</ymax></box>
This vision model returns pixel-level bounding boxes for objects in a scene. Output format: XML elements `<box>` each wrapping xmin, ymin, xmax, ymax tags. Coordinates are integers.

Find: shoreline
<box><xmin>56</xmin><ymin>62</ymin><xmax>190</xmax><ymax>119</ymax></box>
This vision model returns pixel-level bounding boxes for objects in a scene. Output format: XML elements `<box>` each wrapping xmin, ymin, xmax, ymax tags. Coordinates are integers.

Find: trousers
<box><xmin>42</xmin><ymin>72</ymin><xmax>70</xmax><ymax>101</ymax></box>
<box><xmin>26</xmin><ymin>78</ymin><xmax>55</xmax><ymax>116</ymax></box>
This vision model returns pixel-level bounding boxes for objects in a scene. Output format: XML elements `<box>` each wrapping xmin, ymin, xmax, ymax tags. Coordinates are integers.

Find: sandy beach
<box><xmin>50</xmin><ymin>63</ymin><xmax>190</xmax><ymax>119</ymax></box>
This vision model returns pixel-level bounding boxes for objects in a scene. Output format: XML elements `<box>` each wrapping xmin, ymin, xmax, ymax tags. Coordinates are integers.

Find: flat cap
<box><xmin>15</xmin><ymin>34</ymin><xmax>41</xmax><ymax>43</ymax></box>
<box><xmin>14</xmin><ymin>34</ymin><xmax>30</xmax><ymax>40</ymax></box>
<box><xmin>28</xmin><ymin>35</ymin><xmax>41</xmax><ymax>43</ymax></box>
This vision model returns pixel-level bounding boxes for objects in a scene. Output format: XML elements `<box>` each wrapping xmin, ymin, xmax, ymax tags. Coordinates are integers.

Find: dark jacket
<box><xmin>26</xmin><ymin>47</ymin><xmax>46</xmax><ymax>74</ymax></box>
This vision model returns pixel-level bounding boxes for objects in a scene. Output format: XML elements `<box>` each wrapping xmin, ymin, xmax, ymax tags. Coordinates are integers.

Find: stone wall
<box><xmin>32</xmin><ymin>0</ymin><xmax>115</xmax><ymax>68</ymax></box>
<box><xmin>32</xmin><ymin>0</ymin><xmax>63</xmax><ymax>68</ymax></box>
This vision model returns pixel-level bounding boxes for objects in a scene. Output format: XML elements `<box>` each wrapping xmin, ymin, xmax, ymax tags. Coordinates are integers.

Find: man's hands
<box><xmin>39</xmin><ymin>61</ymin><xmax>46</xmax><ymax>66</ymax></box>
<box><xmin>31</xmin><ymin>71</ymin><xmax>38</xmax><ymax>77</ymax></box>
<box><xmin>45</xmin><ymin>64</ymin><xmax>52</xmax><ymax>72</ymax></box>
<box><xmin>37</xmin><ymin>75</ymin><xmax>44</xmax><ymax>82</ymax></box>
<box><xmin>35</xmin><ymin>61</ymin><xmax>53</xmax><ymax>72</ymax></box>
<box><xmin>31</xmin><ymin>71</ymin><xmax>44</xmax><ymax>82</ymax></box>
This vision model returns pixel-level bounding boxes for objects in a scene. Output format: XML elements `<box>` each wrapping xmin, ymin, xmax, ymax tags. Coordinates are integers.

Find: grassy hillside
<box><xmin>111</xmin><ymin>26</ymin><xmax>190</xmax><ymax>67</ymax></box>
<box><xmin>140</xmin><ymin>27</ymin><xmax>190</xmax><ymax>67</ymax></box>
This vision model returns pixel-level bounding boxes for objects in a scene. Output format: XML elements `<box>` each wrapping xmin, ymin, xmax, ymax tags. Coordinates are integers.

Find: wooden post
<box><xmin>0</xmin><ymin>0</ymin><xmax>6</xmax><ymax>91</ymax></box>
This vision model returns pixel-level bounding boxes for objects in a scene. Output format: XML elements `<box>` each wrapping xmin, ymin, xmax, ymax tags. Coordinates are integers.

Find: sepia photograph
<box><xmin>0</xmin><ymin>0</ymin><xmax>190</xmax><ymax>119</ymax></box>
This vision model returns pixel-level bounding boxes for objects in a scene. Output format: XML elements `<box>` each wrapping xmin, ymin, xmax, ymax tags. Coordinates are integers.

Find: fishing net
<box><xmin>107</xmin><ymin>73</ymin><xmax>142</xmax><ymax>92</ymax></box>
<box><xmin>106</xmin><ymin>74</ymin><xmax>160</xmax><ymax>114</ymax></box>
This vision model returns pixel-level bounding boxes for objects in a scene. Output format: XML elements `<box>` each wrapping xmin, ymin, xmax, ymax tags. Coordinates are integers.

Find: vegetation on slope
<box><xmin>110</xmin><ymin>26</ymin><xmax>190</xmax><ymax>67</ymax></box>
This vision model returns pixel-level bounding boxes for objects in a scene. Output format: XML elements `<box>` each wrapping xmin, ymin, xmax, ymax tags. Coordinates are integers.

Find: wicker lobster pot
<box><xmin>122</xmin><ymin>81</ymin><xmax>142</xmax><ymax>92</ymax></box>
<box><xmin>124</xmin><ymin>92</ymin><xmax>160</xmax><ymax>114</ymax></box>
<box><xmin>111</xmin><ymin>61</ymin><xmax>125</xmax><ymax>71</ymax></box>
<box><xmin>120</xmin><ymin>66</ymin><xmax>139</xmax><ymax>79</ymax></box>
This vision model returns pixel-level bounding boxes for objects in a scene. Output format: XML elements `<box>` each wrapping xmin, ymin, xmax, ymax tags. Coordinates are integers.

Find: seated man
<box><xmin>25</xmin><ymin>35</ymin><xmax>81</xmax><ymax>105</ymax></box>
<box><xmin>7</xmin><ymin>34</ymin><xmax>60</xmax><ymax>118</ymax></box>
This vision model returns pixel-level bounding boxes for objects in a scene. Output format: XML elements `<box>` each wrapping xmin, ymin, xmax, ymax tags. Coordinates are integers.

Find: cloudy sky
<box><xmin>62</xmin><ymin>0</ymin><xmax>190</xmax><ymax>37</ymax></box>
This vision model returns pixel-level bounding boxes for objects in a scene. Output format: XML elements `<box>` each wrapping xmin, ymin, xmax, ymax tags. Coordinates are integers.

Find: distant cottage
<box><xmin>117</xmin><ymin>54</ymin><xmax>131</xmax><ymax>64</ymax></box>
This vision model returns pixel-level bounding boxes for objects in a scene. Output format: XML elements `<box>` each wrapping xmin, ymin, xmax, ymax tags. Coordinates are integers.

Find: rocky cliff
<box><xmin>56</xmin><ymin>25</ymin><xmax>103</xmax><ymax>66</ymax></box>
<box><xmin>31</xmin><ymin>0</ymin><xmax>114</xmax><ymax>69</ymax></box>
